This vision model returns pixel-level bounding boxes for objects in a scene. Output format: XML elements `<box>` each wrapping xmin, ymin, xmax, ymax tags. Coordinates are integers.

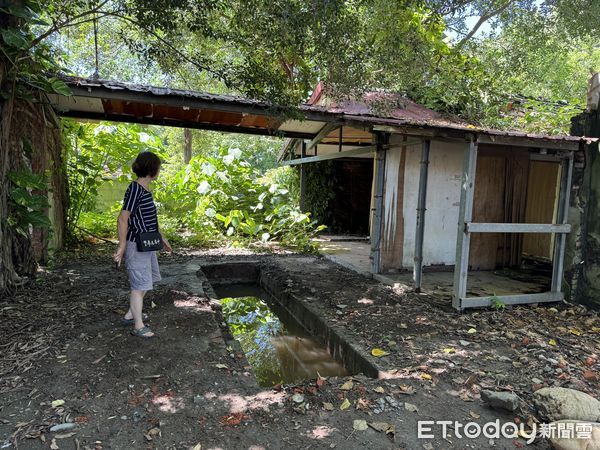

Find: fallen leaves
<box><xmin>398</xmin><ymin>384</ymin><xmax>415</xmax><ymax>395</ymax></box>
<box><xmin>373</xmin><ymin>386</ymin><xmax>385</xmax><ymax>393</ymax></box>
<box><xmin>144</xmin><ymin>427</ymin><xmax>161</xmax><ymax>441</ymax></box>
<box><xmin>214</xmin><ymin>364</ymin><xmax>229</xmax><ymax>370</ymax></box>
<box><xmin>583</xmin><ymin>370</ymin><xmax>598</xmax><ymax>381</ymax></box>
<box><xmin>340</xmin><ymin>380</ymin><xmax>354</xmax><ymax>390</ymax></box>
<box><xmin>371</xmin><ymin>348</ymin><xmax>389</xmax><ymax>357</ymax></box>
<box><xmin>218</xmin><ymin>412</ymin><xmax>249</xmax><ymax>427</ymax></box>
<box><xmin>323</xmin><ymin>402</ymin><xmax>334</xmax><ymax>411</ymax></box>
<box><xmin>340</xmin><ymin>398</ymin><xmax>351</xmax><ymax>410</ymax></box>
<box><xmin>51</xmin><ymin>400</ymin><xmax>64</xmax><ymax>408</ymax></box>
<box><xmin>585</xmin><ymin>356</ymin><xmax>597</xmax><ymax>366</ymax></box>
<box><xmin>316</xmin><ymin>374</ymin><xmax>327</xmax><ymax>389</ymax></box>
<box><xmin>352</xmin><ymin>419</ymin><xmax>368</xmax><ymax>431</ymax></box>
<box><xmin>356</xmin><ymin>398</ymin><xmax>371</xmax><ymax>411</ymax></box>
<box><xmin>404</xmin><ymin>402</ymin><xmax>419</xmax><ymax>413</ymax></box>
<box><xmin>369</xmin><ymin>421</ymin><xmax>395</xmax><ymax>436</ymax></box>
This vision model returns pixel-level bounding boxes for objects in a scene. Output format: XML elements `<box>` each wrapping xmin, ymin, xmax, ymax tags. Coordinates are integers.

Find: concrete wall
<box><xmin>402</xmin><ymin>139</ymin><xmax>464</xmax><ymax>268</ymax></box>
<box><xmin>378</xmin><ymin>135</ymin><xmax>464</xmax><ymax>272</ymax></box>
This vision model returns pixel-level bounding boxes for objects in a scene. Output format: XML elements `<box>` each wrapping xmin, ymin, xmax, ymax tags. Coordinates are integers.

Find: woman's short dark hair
<box><xmin>132</xmin><ymin>151</ymin><xmax>161</xmax><ymax>178</ymax></box>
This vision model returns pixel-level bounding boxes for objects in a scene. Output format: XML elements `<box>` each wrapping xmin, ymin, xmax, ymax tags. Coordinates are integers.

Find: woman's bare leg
<box><xmin>129</xmin><ymin>290</ymin><xmax>153</xmax><ymax>335</ymax></box>
<box><xmin>124</xmin><ymin>291</ymin><xmax>146</xmax><ymax>321</ymax></box>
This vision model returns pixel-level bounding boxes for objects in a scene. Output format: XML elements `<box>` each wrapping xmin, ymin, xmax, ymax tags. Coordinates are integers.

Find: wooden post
<box><xmin>183</xmin><ymin>128</ymin><xmax>192</xmax><ymax>164</ymax></box>
<box><xmin>371</xmin><ymin>132</ymin><xmax>388</xmax><ymax>274</ymax></box>
<box><xmin>551</xmin><ymin>153</ymin><xmax>574</xmax><ymax>293</ymax></box>
<box><xmin>299</xmin><ymin>141</ymin><xmax>307</xmax><ymax>212</ymax></box>
<box><xmin>413</xmin><ymin>139</ymin><xmax>430</xmax><ymax>291</ymax></box>
<box><xmin>338</xmin><ymin>126</ymin><xmax>343</xmax><ymax>152</ymax></box>
<box><xmin>453</xmin><ymin>138</ymin><xmax>478</xmax><ymax>311</ymax></box>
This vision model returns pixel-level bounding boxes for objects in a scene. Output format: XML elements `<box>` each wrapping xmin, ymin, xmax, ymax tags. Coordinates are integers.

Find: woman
<box><xmin>113</xmin><ymin>151</ymin><xmax>172</xmax><ymax>338</ymax></box>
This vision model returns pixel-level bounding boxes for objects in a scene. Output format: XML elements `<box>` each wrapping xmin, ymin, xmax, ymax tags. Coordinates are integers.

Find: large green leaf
<box><xmin>1</xmin><ymin>28</ymin><xmax>29</xmax><ymax>49</ymax></box>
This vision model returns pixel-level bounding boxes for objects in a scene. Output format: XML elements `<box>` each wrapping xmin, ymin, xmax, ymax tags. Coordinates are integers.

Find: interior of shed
<box><xmin>319</xmin><ymin>140</ymin><xmax>563</xmax><ymax>299</ymax></box>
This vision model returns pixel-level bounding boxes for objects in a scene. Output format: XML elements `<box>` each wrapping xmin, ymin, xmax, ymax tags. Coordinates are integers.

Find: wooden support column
<box><xmin>371</xmin><ymin>132</ymin><xmax>388</xmax><ymax>274</ymax></box>
<box><xmin>299</xmin><ymin>141</ymin><xmax>307</xmax><ymax>212</ymax></box>
<box><xmin>413</xmin><ymin>139</ymin><xmax>430</xmax><ymax>291</ymax></box>
<box><xmin>453</xmin><ymin>138</ymin><xmax>478</xmax><ymax>311</ymax></box>
<box><xmin>551</xmin><ymin>153</ymin><xmax>574</xmax><ymax>293</ymax></box>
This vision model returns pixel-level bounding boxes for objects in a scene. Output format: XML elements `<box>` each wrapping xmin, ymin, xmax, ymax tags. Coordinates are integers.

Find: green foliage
<box><xmin>76</xmin><ymin>209</ymin><xmax>119</xmax><ymax>239</ymax></box>
<box><xmin>63</xmin><ymin>121</ymin><xmax>321</xmax><ymax>251</ymax></box>
<box><xmin>490</xmin><ymin>295</ymin><xmax>506</xmax><ymax>311</ymax></box>
<box><xmin>260</xmin><ymin>166</ymin><xmax>300</xmax><ymax>207</ymax></box>
<box><xmin>1</xmin><ymin>2</ymin><xmax>71</xmax><ymax>97</ymax></box>
<box><xmin>63</xmin><ymin>120</ymin><xmax>166</xmax><ymax>239</ymax></box>
<box><xmin>155</xmin><ymin>146</ymin><xmax>324</xmax><ymax>252</ymax></box>
<box><xmin>221</xmin><ymin>295</ymin><xmax>284</xmax><ymax>386</ymax></box>
<box><xmin>467</xmin><ymin>8</ymin><xmax>599</xmax><ymax>134</ymax></box>
<box><xmin>304</xmin><ymin>161</ymin><xmax>337</xmax><ymax>228</ymax></box>
<box><xmin>7</xmin><ymin>167</ymin><xmax>51</xmax><ymax>237</ymax></box>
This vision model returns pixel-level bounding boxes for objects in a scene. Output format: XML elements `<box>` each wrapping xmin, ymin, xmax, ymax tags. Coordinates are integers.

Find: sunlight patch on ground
<box><xmin>357</xmin><ymin>298</ymin><xmax>374</xmax><ymax>305</ymax></box>
<box><xmin>173</xmin><ymin>296</ymin><xmax>214</xmax><ymax>313</ymax></box>
<box><xmin>215</xmin><ymin>390</ymin><xmax>286</xmax><ymax>414</ymax></box>
<box><xmin>151</xmin><ymin>392</ymin><xmax>185</xmax><ymax>413</ymax></box>
<box><xmin>307</xmin><ymin>425</ymin><xmax>337</xmax><ymax>439</ymax></box>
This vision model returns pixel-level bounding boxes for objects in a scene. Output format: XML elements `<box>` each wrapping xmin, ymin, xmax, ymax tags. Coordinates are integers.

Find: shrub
<box><xmin>155</xmin><ymin>147</ymin><xmax>324</xmax><ymax>251</ymax></box>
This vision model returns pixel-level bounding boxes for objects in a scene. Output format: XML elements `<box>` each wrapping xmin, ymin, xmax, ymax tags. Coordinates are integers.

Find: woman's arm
<box><xmin>113</xmin><ymin>210</ymin><xmax>131</xmax><ymax>266</ymax></box>
<box><xmin>162</xmin><ymin>235</ymin><xmax>173</xmax><ymax>254</ymax></box>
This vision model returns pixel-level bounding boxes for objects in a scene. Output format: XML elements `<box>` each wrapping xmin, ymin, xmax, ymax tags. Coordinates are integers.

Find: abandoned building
<box><xmin>46</xmin><ymin>75</ymin><xmax>600</xmax><ymax>311</ymax></box>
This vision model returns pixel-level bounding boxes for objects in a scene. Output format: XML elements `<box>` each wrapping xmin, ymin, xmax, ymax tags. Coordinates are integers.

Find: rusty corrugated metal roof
<box><xmin>51</xmin><ymin>75</ymin><xmax>596</xmax><ymax>145</ymax></box>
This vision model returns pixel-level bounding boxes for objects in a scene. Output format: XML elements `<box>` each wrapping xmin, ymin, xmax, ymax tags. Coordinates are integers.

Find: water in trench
<box><xmin>213</xmin><ymin>283</ymin><xmax>347</xmax><ymax>387</ymax></box>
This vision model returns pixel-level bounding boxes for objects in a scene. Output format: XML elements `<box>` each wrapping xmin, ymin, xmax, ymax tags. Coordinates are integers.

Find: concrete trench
<box><xmin>197</xmin><ymin>259</ymin><xmax>382</xmax><ymax>382</ymax></box>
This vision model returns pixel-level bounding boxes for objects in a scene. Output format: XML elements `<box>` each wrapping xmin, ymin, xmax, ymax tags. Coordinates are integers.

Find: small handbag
<box><xmin>135</xmin><ymin>231</ymin><xmax>164</xmax><ymax>252</ymax></box>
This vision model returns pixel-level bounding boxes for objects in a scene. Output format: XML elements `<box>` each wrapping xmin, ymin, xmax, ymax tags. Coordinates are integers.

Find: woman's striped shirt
<box><xmin>122</xmin><ymin>181</ymin><xmax>158</xmax><ymax>242</ymax></box>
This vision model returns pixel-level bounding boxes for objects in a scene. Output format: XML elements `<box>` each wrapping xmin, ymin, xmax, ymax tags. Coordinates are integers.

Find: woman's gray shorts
<box><xmin>125</xmin><ymin>240</ymin><xmax>161</xmax><ymax>291</ymax></box>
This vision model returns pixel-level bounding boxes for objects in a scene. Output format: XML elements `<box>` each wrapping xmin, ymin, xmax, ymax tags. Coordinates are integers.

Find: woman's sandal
<box><xmin>131</xmin><ymin>326</ymin><xmax>155</xmax><ymax>338</ymax></box>
<box><xmin>121</xmin><ymin>313</ymin><xmax>149</xmax><ymax>326</ymax></box>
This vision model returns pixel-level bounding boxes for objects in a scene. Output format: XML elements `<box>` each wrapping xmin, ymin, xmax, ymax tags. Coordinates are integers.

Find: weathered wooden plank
<box><xmin>466</xmin><ymin>223</ymin><xmax>571</xmax><ymax>233</ymax></box>
<box><xmin>306</xmin><ymin>123</ymin><xmax>340</xmax><ymax>153</ymax></box>
<box><xmin>453</xmin><ymin>139</ymin><xmax>478</xmax><ymax>311</ymax></box>
<box><xmin>281</xmin><ymin>145</ymin><xmax>376</xmax><ymax>165</ymax></box>
<box><xmin>461</xmin><ymin>291</ymin><xmax>563</xmax><ymax>309</ymax></box>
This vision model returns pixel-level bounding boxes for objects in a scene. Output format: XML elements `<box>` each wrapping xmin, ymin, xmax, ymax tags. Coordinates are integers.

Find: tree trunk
<box><xmin>183</xmin><ymin>128</ymin><xmax>192</xmax><ymax>164</ymax></box>
<box><xmin>0</xmin><ymin>50</ymin><xmax>28</xmax><ymax>295</ymax></box>
<box><xmin>0</xmin><ymin>8</ymin><xmax>66</xmax><ymax>296</ymax></box>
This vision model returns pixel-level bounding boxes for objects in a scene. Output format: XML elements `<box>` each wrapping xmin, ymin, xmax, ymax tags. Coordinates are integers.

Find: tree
<box><xmin>3</xmin><ymin>0</ymin><xmax>599</xmax><ymax>294</ymax></box>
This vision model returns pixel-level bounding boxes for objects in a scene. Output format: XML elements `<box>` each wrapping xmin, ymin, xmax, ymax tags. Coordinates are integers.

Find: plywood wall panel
<box><xmin>469</xmin><ymin>155</ymin><xmax>506</xmax><ymax>270</ymax></box>
<box><xmin>523</xmin><ymin>161</ymin><xmax>560</xmax><ymax>260</ymax></box>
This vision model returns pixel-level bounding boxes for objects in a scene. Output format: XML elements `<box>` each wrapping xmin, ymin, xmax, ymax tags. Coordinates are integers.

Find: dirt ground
<box><xmin>0</xmin><ymin>245</ymin><xmax>599</xmax><ymax>449</ymax></box>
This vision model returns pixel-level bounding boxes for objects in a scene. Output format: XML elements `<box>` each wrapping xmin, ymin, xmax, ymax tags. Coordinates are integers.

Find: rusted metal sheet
<box><xmin>50</xmin><ymin>75</ymin><xmax>597</xmax><ymax>148</ymax></box>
